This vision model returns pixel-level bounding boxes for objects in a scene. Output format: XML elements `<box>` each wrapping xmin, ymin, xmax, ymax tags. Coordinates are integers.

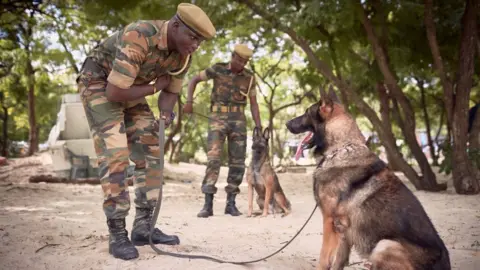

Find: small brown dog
<box><xmin>286</xmin><ymin>91</ymin><xmax>450</xmax><ymax>270</ymax></box>
<box><xmin>246</xmin><ymin>127</ymin><xmax>291</xmax><ymax>217</ymax></box>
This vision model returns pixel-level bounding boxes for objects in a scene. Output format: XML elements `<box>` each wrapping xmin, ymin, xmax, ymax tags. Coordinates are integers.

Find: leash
<box><xmin>149</xmin><ymin>111</ymin><xmax>366</xmax><ymax>267</ymax></box>
<box><xmin>149</xmin><ymin>118</ymin><xmax>319</xmax><ymax>264</ymax></box>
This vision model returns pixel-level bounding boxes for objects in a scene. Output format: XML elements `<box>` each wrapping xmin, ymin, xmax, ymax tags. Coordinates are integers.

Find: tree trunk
<box><xmin>451</xmin><ymin>0</ymin><xmax>480</xmax><ymax>194</ymax></box>
<box><xmin>174</xmin><ymin>139</ymin><xmax>185</xmax><ymax>163</ymax></box>
<box><xmin>268</xmin><ymin>113</ymin><xmax>275</xmax><ymax>166</ymax></box>
<box><xmin>357</xmin><ymin>3</ymin><xmax>442</xmax><ymax>190</ymax></box>
<box><xmin>418</xmin><ymin>79</ymin><xmax>439</xmax><ymax>166</ymax></box>
<box><xmin>26</xmin><ymin>50</ymin><xmax>37</xmax><ymax>156</ymax></box>
<box><xmin>424</xmin><ymin>0</ymin><xmax>454</xmax><ymax>139</ymax></box>
<box><xmin>57</xmin><ymin>28</ymin><xmax>79</xmax><ymax>74</ymax></box>
<box><xmin>377</xmin><ymin>83</ymin><xmax>402</xmax><ymax>171</ymax></box>
<box><xmin>274</xmin><ymin>132</ymin><xmax>284</xmax><ymax>165</ymax></box>
<box><xmin>435</xmin><ymin>109</ymin><xmax>445</xmax><ymax>146</ymax></box>
<box><xmin>169</xmin><ymin>139</ymin><xmax>179</xmax><ymax>163</ymax></box>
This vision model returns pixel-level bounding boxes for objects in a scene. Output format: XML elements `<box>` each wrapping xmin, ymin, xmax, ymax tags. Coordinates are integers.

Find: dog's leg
<box><xmin>247</xmin><ymin>180</ymin><xmax>254</xmax><ymax>217</ymax></box>
<box><xmin>319</xmin><ymin>216</ymin><xmax>339</xmax><ymax>270</ymax></box>
<box><xmin>262</xmin><ymin>177</ymin><xmax>273</xmax><ymax>217</ymax></box>
<box><xmin>330</xmin><ymin>234</ymin><xmax>351</xmax><ymax>270</ymax></box>
<box><xmin>272</xmin><ymin>194</ymin><xmax>276</xmax><ymax>218</ymax></box>
<box><xmin>369</xmin><ymin>240</ymin><xmax>414</xmax><ymax>270</ymax></box>
<box><xmin>329</xmin><ymin>212</ymin><xmax>351</xmax><ymax>269</ymax></box>
<box><xmin>274</xmin><ymin>192</ymin><xmax>291</xmax><ymax>217</ymax></box>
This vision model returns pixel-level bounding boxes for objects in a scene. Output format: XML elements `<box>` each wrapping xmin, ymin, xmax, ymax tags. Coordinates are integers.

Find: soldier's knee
<box><xmin>207</xmin><ymin>159</ymin><xmax>221</xmax><ymax>169</ymax></box>
<box><xmin>103</xmin><ymin>193</ymin><xmax>131</xmax><ymax>219</ymax></box>
<box><xmin>228</xmin><ymin>166</ymin><xmax>245</xmax><ymax>176</ymax></box>
<box><xmin>201</xmin><ymin>185</ymin><xmax>218</xmax><ymax>194</ymax></box>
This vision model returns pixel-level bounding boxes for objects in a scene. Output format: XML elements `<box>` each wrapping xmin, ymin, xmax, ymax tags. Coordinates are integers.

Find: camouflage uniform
<box><xmin>76</xmin><ymin>20</ymin><xmax>192</xmax><ymax>220</ymax></box>
<box><xmin>198</xmin><ymin>62</ymin><xmax>256</xmax><ymax>195</ymax></box>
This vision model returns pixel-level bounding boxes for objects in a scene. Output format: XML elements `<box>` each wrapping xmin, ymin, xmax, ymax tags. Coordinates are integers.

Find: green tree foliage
<box><xmin>0</xmin><ymin>0</ymin><xmax>478</xmax><ymax>193</ymax></box>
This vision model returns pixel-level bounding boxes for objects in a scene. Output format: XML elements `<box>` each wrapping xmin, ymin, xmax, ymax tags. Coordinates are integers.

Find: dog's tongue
<box><xmin>295</xmin><ymin>132</ymin><xmax>313</xmax><ymax>161</ymax></box>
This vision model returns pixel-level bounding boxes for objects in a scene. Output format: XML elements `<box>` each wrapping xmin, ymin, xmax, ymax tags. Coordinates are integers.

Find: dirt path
<box><xmin>0</xmin><ymin>153</ymin><xmax>479</xmax><ymax>270</ymax></box>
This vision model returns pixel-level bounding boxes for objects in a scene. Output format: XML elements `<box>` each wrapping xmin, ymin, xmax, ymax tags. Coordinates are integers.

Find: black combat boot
<box><xmin>130</xmin><ymin>207</ymin><xmax>180</xmax><ymax>246</ymax></box>
<box><xmin>107</xmin><ymin>219</ymin><xmax>139</xmax><ymax>260</ymax></box>
<box><xmin>197</xmin><ymin>194</ymin><xmax>214</xmax><ymax>218</ymax></box>
<box><xmin>224</xmin><ymin>193</ymin><xmax>242</xmax><ymax>216</ymax></box>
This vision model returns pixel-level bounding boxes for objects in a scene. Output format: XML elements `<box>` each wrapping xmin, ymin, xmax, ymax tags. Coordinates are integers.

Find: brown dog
<box><xmin>285</xmin><ymin>91</ymin><xmax>450</xmax><ymax>270</ymax></box>
<box><xmin>246</xmin><ymin>127</ymin><xmax>291</xmax><ymax>217</ymax></box>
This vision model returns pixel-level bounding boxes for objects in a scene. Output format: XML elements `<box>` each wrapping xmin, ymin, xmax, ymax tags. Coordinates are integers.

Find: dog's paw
<box><xmin>281</xmin><ymin>211</ymin><xmax>291</xmax><ymax>218</ymax></box>
<box><xmin>260</xmin><ymin>213</ymin><xmax>268</xmax><ymax>218</ymax></box>
<box><xmin>317</xmin><ymin>263</ymin><xmax>331</xmax><ymax>270</ymax></box>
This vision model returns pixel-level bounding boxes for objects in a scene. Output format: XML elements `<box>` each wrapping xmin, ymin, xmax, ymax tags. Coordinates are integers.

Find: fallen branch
<box><xmin>28</xmin><ymin>175</ymin><xmax>137</xmax><ymax>186</ymax></box>
<box><xmin>5</xmin><ymin>185</ymin><xmax>49</xmax><ymax>192</ymax></box>
<box><xmin>35</xmin><ymin>243</ymin><xmax>60</xmax><ymax>253</ymax></box>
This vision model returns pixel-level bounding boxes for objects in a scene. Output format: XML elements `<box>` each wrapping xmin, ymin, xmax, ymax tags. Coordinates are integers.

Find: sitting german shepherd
<box><xmin>285</xmin><ymin>91</ymin><xmax>450</xmax><ymax>270</ymax></box>
<box><xmin>246</xmin><ymin>127</ymin><xmax>291</xmax><ymax>217</ymax></box>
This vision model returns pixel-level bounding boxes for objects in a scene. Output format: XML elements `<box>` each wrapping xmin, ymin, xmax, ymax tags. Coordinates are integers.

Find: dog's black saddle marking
<box><xmin>337</xmin><ymin>159</ymin><xmax>388</xmax><ymax>204</ymax></box>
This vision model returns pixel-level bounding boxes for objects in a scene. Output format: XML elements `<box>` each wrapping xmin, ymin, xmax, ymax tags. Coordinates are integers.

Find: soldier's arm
<box><xmin>105</xmin><ymin>23</ymin><xmax>155</xmax><ymax>102</ymax></box>
<box><xmin>106</xmin><ymin>84</ymin><xmax>156</xmax><ymax>102</ymax></box>
<box><xmin>250</xmin><ymin>96</ymin><xmax>262</xmax><ymax>128</ymax></box>
<box><xmin>186</xmin><ymin>67</ymin><xmax>216</xmax><ymax>103</ymax></box>
<box><xmin>249</xmin><ymin>76</ymin><xmax>262</xmax><ymax>128</ymax></box>
<box><xmin>158</xmin><ymin>54</ymin><xmax>194</xmax><ymax>116</ymax></box>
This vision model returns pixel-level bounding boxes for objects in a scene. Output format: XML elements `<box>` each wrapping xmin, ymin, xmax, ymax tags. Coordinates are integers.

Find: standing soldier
<box><xmin>76</xmin><ymin>3</ymin><xmax>215</xmax><ymax>260</ymax></box>
<box><xmin>183</xmin><ymin>44</ymin><xmax>262</xmax><ymax>218</ymax></box>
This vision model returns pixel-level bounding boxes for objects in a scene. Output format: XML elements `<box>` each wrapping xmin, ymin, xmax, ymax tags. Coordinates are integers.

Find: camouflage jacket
<box><xmin>199</xmin><ymin>63</ymin><xmax>256</xmax><ymax>106</ymax></box>
<box><xmin>81</xmin><ymin>20</ymin><xmax>191</xmax><ymax>93</ymax></box>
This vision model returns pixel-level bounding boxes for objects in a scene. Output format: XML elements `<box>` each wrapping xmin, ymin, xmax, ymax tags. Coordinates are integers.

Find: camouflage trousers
<box><xmin>201</xmin><ymin>112</ymin><xmax>247</xmax><ymax>194</ymax></box>
<box><xmin>78</xmin><ymin>74</ymin><xmax>162</xmax><ymax>220</ymax></box>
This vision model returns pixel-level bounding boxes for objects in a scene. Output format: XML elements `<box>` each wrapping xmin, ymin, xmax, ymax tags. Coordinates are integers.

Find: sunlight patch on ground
<box><xmin>1</xmin><ymin>206</ymin><xmax>55</xmax><ymax>212</ymax></box>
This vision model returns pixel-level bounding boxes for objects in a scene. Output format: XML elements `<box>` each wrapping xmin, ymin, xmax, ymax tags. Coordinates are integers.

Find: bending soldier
<box><xmin>76</xmin><ymin>3</ymin><xmax>215</xmax><ymax>260</ymax></box>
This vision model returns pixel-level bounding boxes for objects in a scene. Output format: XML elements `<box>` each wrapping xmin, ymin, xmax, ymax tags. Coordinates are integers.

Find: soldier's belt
<box><xmin>211</xmin><ymin>105</ymin><xmax>245</xmax><ymax>113</ymax></box>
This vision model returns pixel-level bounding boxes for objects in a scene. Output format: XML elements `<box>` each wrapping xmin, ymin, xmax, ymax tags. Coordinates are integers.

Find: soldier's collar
<box><xmin>155</xmin><ymin>20</ymin><xmax>169</xmax><ymax>51</ymax></box>
<box><xmin>227</xmin><ymin>63</ymin><xmax>245</xmax><ymax>75</ymax></box>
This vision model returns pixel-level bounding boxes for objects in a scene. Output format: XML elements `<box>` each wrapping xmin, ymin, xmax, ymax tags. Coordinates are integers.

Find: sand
<box><xmin>0</xmin><ymin>152</ymin><xmax>479</xmax><ymax>270</ymax></box>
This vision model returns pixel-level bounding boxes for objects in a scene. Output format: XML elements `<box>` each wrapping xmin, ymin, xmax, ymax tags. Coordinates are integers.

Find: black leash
<box><xmin>151</xmin><ymin>111</ymin><xmax>365</xmax><ymax>267</ymax></box>
<box><xmin>149</xmin><ymin>118</ymin><xmax>319</xmax><ymax>265</ymax></box>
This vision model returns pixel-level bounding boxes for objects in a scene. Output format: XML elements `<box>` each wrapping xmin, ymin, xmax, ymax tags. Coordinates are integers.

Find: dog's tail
<box><xmin>286</xmin><ymin>199</ymin><xmax>292</xmax><ymax>210</ymax></box>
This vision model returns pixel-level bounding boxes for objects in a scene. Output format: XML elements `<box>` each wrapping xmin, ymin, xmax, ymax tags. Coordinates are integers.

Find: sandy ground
<box><xmin>0</xmin><ymin>152</ymin><xmax>479</xmax><ymax>270</ymax></box>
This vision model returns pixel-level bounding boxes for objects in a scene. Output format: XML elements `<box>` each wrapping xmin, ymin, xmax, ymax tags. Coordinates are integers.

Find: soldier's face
<box><xmin>230</xmin><ymin>53</ymin><xmax>248</xmax><ymax>72</ymax></box>
<box><xmin>172</xmin><ymin>21</ymin><xmax>205</xmax><ymax>56</ymax></box>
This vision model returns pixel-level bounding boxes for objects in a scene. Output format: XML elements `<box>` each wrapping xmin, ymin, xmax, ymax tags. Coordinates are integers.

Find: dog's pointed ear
<box><xmin>253</xmin><ymin>126</ymin><xmax>260</xmax><ymax>137</ymax></box>
<box><xmin>319</xmin><ymin>99</ymin><xmax>333</xmax><ymax>116</ymax></box>
<box><xmin>327</xmin><ymin>85</ymin><xmax>340</xmax><ymax>104</ymax></box>
<box><xmin>263</xmin><ymin>127</ymin><xmax>270</xmax><ymax>140</ymax></box>
<box><xmin>319</xmin><ymin>86</ymin><xmax>328</xmax><ymax>100</ymax></box>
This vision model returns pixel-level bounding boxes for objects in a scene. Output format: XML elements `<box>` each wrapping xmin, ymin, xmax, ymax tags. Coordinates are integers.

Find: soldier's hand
<box><xmin>154</xmin><ymin>111</ymin><xmax>176</xmax><ymax>130</ymax></box>
<box><xmin>183</xmin><ymin>102</ymin><xmax>193</xmax><ymax>114</ymax></box>
<box><xmin>154</xmin><ymin>75</ymin><xmax>171</xmax><ymax>92</ymax></box>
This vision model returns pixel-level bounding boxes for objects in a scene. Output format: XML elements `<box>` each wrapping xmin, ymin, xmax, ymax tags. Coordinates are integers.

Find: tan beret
<box><xmin>234</xmin><ymin>44</ymin><xmax>253</xmax><ymax>59</ymax></box>
<box><xmin>177</xmin><ymin>3</ymin><xmax>216</xmax><ymax>40</ymax></box>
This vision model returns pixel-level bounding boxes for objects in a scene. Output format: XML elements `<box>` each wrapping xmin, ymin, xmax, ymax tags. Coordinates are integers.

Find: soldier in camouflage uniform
<box><xmin>184</xmin><ymin>44</ymin><xmax>262</xmax><ymax>218</ymax></box>
<box><xmin>76</xmin><ymin>3</ymin><xmax>215</xmax><ymax>260</ymax></box>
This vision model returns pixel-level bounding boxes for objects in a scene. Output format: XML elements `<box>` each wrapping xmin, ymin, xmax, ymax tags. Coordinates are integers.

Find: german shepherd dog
<box><xmin>285</xmin><ymin>92</ymin><xmax>450</xmax><ymax>270</ymax></box>
<box><xmin>246</xmin><ymin>127</ymin><xmax>291</xmax><ymax>217</ymax></box>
